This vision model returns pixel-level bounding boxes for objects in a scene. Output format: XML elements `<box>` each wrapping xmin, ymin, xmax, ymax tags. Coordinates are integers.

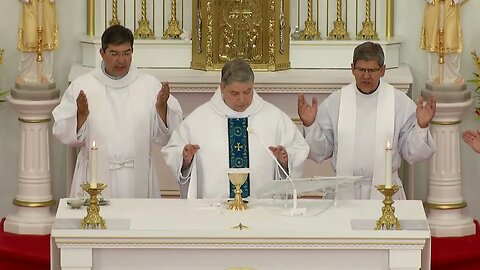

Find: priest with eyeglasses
<box><xmin>298</xmin><ymin>41</ymin><xmax>437</xmax><ymax>200</ymax></box>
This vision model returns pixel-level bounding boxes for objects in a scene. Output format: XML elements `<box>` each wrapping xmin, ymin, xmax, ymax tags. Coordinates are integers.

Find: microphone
<box><xmin>247</xmin><ymin>127</ymin><xmax>305</xmax><ymax>216</ymax></box>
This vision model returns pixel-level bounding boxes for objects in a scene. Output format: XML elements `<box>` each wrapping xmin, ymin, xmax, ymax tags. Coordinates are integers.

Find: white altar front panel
<box><xmin>52</xmin><ymin>199</ymin><xmax>430</xmax><ymax>270</ymax></box>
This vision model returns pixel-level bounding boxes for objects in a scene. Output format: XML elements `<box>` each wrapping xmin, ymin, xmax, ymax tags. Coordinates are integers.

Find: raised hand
<box><xmin>156</xmin><ymin>81</ymin><xmax>170</xmax><ymax>126</ymax></box>
<box><xmin>182</xmin><ymin>144</ymin><xmax>200</xmax><ymax>170</ymax></box>
<box><xmin>76</xmin><ymin>90</ymin><xmax>89</xmax><ymax>132</ymax></box>
<box><xmin>297</xmin><ymin>94</ymin><xmax>318</xmax><ymax>127</ymax></box>
<box><xmin>416</xmin><ymin>95</ymin><xmax>436</xmax><ymax>128</ymax></box>
<box><xmin>462</xmin><ymin>129</ymin><xmax>480</xmax><ymax>153</ymax></box>
<box><xmin>269</xmin><ymin>145</ymin><xmax>289</xmax><ymax>170</ymax></box>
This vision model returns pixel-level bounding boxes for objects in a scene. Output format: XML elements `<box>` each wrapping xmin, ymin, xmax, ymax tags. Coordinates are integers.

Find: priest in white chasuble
<box><xmin>162</xmin><ymin>59</ymin><xmax>309</xmax><ymax>199</ymax></box>
<box><xmin>298</xmin><ymin>42</ymin><xmax>437</xmax><ymax>200</ymax></box>
<box><xmin>52</xmin><ymin>25</ymin><xmax>183</xmax><ymax>198</ymax></box>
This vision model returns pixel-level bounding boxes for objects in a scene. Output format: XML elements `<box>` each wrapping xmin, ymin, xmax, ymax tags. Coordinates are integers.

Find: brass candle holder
<box><xmin>80</xmin><ymin>183</ymin><xmax>107</xmax><ymax>229</ymax></box>
<box><xmin>227</xmin><ymin>170</ymin><xmax>249</xmax><ymax>211</ymax></box>
<box><xmin>375</xmin><ymin>184</ymin><xmax>401</xmax><ymax>230</ymax></box>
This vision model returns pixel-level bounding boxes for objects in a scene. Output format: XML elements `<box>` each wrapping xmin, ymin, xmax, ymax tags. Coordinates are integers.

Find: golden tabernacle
<box><xmin>191</xmin><ymin>0</ymin><xmax>290</xmax><ymax>71</ymax></box>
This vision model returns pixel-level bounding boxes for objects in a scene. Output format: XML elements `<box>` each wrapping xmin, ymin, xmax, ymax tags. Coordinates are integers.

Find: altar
<box><xmin>51</xmin><ymin>198</ymin><xmax>430</xmax><ymax>270</ymax></box>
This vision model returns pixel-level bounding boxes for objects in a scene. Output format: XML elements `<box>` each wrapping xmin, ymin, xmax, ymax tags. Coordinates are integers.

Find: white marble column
<box><xmin>4</xmin><ymin>97</ymin><xmax>59</xmax><ymax>235</ymax></box>
<box><xmin>426</xmin><ymin>99</ymin><xmax>476</xmax><ymax>237</ymax></box>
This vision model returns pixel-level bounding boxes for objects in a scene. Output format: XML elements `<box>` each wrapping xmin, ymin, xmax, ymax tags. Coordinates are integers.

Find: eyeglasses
<box><xmin>106</xmin><ymin>49</ymin><xmax>132</xmax><ymax>58</ymax></box>
<box><xmin>354</xmin><ymin>67</ymin><xmax>382</xmax><ymax>74</ymax></box>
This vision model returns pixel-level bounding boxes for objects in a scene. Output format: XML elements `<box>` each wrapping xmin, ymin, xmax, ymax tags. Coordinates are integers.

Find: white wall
<box><xmin>0</xmin><ymin>1</ymin><xmax>479</xmax><ymax>219</ymax></box>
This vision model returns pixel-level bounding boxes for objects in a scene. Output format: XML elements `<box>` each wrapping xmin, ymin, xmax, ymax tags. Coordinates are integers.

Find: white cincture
<box><xmin>109</xmin><ymin>159</ymin><xmax>134</xmax><ymax>170</ymax></box>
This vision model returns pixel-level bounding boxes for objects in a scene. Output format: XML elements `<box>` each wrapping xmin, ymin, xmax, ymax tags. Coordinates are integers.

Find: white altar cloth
<box><xmin>51</xmin><ymin>199</ymin><xmax>430</xmax><ymax>270</ymax></box>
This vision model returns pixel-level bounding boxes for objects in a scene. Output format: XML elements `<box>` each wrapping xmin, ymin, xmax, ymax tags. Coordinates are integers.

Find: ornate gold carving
<box><xmin>163</xmin><ymin>0</ymin><xmax>183</xmax><ymax>39</ymax></box>
<box><xmin>192</xmin><ymin>0</ymin><xmax>289</xmax><ymax>71</ymax></box>
<box><xmin>357</xmin><ymin>0</ymin><xmax>379</xmax><ymax>40</ymax></box>
<box><xmin>231</xmin><ymin>223</ymin><xmax>250</xmax><ymax>230</ymax></box>
<box><xmin>196</xmin><ymin>0</ymin><xmax>202</xmax><ymax>53</ymax></box>
<box><xmin>328</xmin><ymin>0</ymin><xmax>349</xmax><ymax>40</ymax></box>
<box><xmin>375</xmin><ymin>185</ymin><xmax>401</xmax><ymax>230</ymax></box>
<box><xmin>135</xmin><ymin>0</ymin><xmax>155</xmax><ymax>39</ymax></box>
<box><xmin>300</xmin><ymin>0</ymin><xmax>321</xmax><ymax>40</ymax></box>
<box><xmin>81</xmin><ymin>183</ymin><xmax>107</xmax><ymax>229</ymax></box>
<box><xmin>279</xmin><ymin>0</ymin><xmax>286</xmax><ymax>54</ymax></box>
<box><xmin>110</xmin><ymin>0</ymin><xmax>121</xmax><ymax>26</ymax></box>
<box><xmin>0</xmin><ymin>49</ymin><xmax>3</xmax><ymax>65</ymax></box>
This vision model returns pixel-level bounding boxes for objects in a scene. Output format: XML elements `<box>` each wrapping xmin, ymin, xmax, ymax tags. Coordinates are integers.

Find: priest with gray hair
<box><xmin>162</xmin><ymin>59</ymin><xmax>309</xmax><ymax>199</ymax></box>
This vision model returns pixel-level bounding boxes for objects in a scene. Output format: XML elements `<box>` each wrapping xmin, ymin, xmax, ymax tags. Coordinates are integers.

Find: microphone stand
<box><xmin>248</xmin><ymin>128</ymin><xmax>305</xmax><ymax>216</ymax></box>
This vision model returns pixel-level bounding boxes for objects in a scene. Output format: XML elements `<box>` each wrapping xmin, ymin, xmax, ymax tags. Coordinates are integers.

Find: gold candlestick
<box><xmin>163</xmin><ymin>0</ymin><xmax>182</xmax><ymax>39</ymax></box>
<box><xmin>80</xmin><ymin>183</ymin><xmax>107</xmax><ymax>229</ymax></box>
<box><xmin>135</xmin><ymin>0</ymin><xmax>155</xmax><ymax>39</ymax></box>
<box><xmin>357</xmin><ymin>0</ymin><xmax>378</xmax><ymax>40</ymax></box>
<box><xmin>375</xmin><ymin>185</ymin><xmax>401</xmax><ymax>230</ymax></box>
<box><xmin>328</xmin><ymin>0</ymin><xmax>349</xmax><ymax>40</ymax></box>
<box><xmin>300</xmin><ymin>0</ymin><xmax>321</xmax><ymax>40</ymax></box>
<box><xmin>109</xmin><ymin>0</ymin><xmax>121</xmax><ymax>26</ymax></box>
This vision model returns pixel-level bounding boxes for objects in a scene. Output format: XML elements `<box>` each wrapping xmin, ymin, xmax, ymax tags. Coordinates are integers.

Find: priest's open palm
<box><xmin>182</xmin><ymin>144</ymin><xmax>200</xmax><ymax>170</ymax></box>
<box><xmin>269</xmin><ymin>145</ymin><xmax>288</xmax><ymax>170</ymax></box>
<box><xmin>416</xmin><ymin>95</ymin><xmax>436</xmax><ymax>128</ymax></box>
<box><xmin>298</xmin><ymin>94</ymin><xmax>318</xmax><ymax>127</ymax></box>
<box><xmin>156</xmin><ymin>81</ymin><xmax>170</xmax><ymax>126</ymax></box>
<box><xmin>462</xmin><ymin>129</ymin><xmax>480</xmax><ymax>153</ymax></box>
<box><xmin>76</xmin><ymin>90</ymin><xmax>89</xmax><ymax>132</ymax></box>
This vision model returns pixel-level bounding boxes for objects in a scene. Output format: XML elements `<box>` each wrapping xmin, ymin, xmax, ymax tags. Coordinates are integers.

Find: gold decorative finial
<box><xmin>328</xmin><ymin>0</ymin><xmax>349</xmax><ymax>40</ymax></box>
<box><xmin>135</xmin><ymin>0</ymin><xmax>155</xmax><ymax>39</ymax></box>
<box><xmin>357</xmin><ymin>0</ymin><xmax>379</xmax><ymax>40</ymax></box>
<box><xmin>163</xmin><ymin>0</ymin><xmax>182</xmax><ymax>39</ymax></box>
<box><xmin>300</xmin><ymin>0</ymin><xmax>321</xmax><ymax>40</ymax></box>
<box><xmin>109</xmin><ymin>0</ymin><xmax>121</xmax><ymax>26</ymax></box>
<box><xmin>0</xmin><ymin>49</ymin><xmax>4</xmax><ymax>65</ymax></box>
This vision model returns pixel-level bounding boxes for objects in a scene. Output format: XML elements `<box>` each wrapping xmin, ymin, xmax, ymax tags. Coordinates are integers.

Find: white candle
<box><xmin>90</xmin><ymin>141</ymin><xmax>97</xmax><ymax>188</ymax></box>
<box><xmin>385</xmin><ymin>141</ymin><xmax>392</xmax><ymax>189</ymax></box>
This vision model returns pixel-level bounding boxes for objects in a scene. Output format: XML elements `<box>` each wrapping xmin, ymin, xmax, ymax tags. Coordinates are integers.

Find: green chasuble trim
<box><xmin>228</xmin><ymin>118</ymin><xmax>250</xmax><ymax>198</ymax></box>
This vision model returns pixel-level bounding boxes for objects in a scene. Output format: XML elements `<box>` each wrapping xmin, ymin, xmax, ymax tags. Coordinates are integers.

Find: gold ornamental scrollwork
<box><xmin>218</xmin><ymin>0</ymin><xmax>263</xmax><ymax>62</ymax></box>
<box><xmin>196</xmin><ymin>0</ymin><xmax>202</xmax><ymax>53</ymax></box>
<box><xmin>192</xmin><ymin>0</ymin><xmax>289</xmax><ymax>71</ymax></box>
<box><xmin>279</xmin><ymin>0</ymin><xmax>286</xmax><ymax>54</ymax></box>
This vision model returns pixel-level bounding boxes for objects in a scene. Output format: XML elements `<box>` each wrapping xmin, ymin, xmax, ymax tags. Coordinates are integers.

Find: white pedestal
<box><xmin>426</xmin><ymin>99</ymin><xmax>476</xmax><ymax>237</ymax></box>
<box><xmin>4</xmin><ymin>96</ymin><xmax>59</xmax><ymax>235</ymax></box>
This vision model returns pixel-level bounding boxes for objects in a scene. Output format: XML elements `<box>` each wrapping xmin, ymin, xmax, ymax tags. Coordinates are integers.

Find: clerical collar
<box><xmin>101</xmin><ymin>61</ymin><xmax>127</xmax><ymax>80</ymax></box>
<box><xmin>356</xmin><ymin>82</ymin><xmax>380</xmax><ymax>95</ymax></box>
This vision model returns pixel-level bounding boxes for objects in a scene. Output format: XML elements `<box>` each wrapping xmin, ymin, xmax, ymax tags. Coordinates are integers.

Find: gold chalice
<box><xmin>227</xmin><ymin>169</ymin><xmax>250</xmax><ymax>211</ymax></box>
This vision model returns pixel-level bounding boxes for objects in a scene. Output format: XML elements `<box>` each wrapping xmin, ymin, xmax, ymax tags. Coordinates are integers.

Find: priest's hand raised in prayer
<box><xmin>182</xmin><ymin>144</ymin><xmax>200</xmax><ymax>171</ymax></box>
<box><xmin>76</xmin><ymin>90</ymin><xmax>89</xmax><ymax>132</ymax></box>
<box><xmin>462</xmin><ymin>129</ymin><xmax>480</xmax><ymax>153</ymax></box>
<box><xmin>298</xmin><ymin>94</ymin><xmax>318</xmax><ymax>127</ymax></box>
<box><xmin>269</xmin><ymin>145</ymin><xmax>289</xmax><ymax>170</ymax></box>
<box><xmin>416</xmin><ymin>95</ymin><xmax>436</xmax><ymax>128</ymax></box>
<box><xmin>156</xmin><ymin>81</ymin><xmax>170</xmax><ymax>127</ymax></box>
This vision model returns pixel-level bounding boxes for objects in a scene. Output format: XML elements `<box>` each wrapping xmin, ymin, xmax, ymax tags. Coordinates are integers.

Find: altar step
<box><xmin>0</xmin><ymin>218</ymin><xmax>50</xmax><ymax>270</ymax></box>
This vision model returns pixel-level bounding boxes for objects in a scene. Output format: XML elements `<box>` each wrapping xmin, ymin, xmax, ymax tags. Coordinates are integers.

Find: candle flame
<box><xmin>386</xmin><ymin>141</ymin><xmax>391</xmax><ymax>149</ymax></box>
<box><xmin>92</xmin><ymin>140</ymin><xmax>96</xmax><ymax>149</ymax></box>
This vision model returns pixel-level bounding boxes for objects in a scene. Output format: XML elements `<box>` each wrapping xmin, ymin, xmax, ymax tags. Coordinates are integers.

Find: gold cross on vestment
<box><xmin>235</xmin><ymin>143</ymin><xmax>243</xmax><ymax>151</ymax></box>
